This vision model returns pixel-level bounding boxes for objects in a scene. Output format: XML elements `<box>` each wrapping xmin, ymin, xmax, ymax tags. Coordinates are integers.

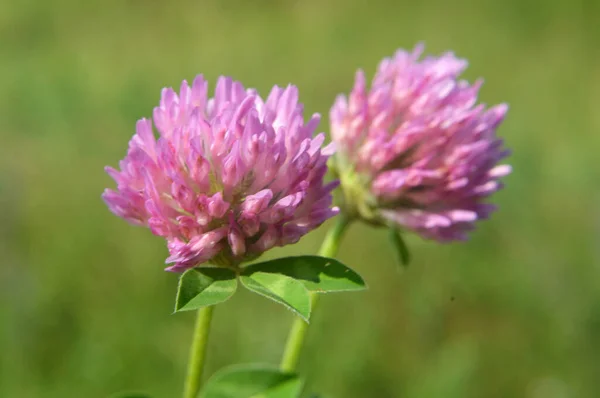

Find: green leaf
<box><xmin>258</xmin><ymin>378</ymin><xmax>303</xmax><ymax>398</ymax></box>
<box><xmin>242</xmin><ymin>256</ymin><xmax>366</xmax><ymax>293</ymax></box>
<box><xmin>239</xmin><ymin>272</ymin><xmax>311</xmax><ymax>322</ymax></box>
<box><xmin>200</xmin><ymin>364</ymin><xmax>303</xmax><ymax>398</ymax></box>
<box><xmin>389</xmin><ymin>227</ymin><xmax>411</xmax><ymax>267</ymax></box>
<box><xmin>175</xmin><ymin>267</ymin><xmax>237</xmax><ymax>312</ymax></box>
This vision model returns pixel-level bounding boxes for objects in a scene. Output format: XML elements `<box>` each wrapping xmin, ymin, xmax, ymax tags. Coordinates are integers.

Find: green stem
<box><xmin>279</xmin><ymin>215</ymin><xmax>352</xmax><ymax>372</ymax></box>
<box><xmin>183</xmin><ymin>305</ymin><xmax>214</xmax><ymax>398</ymax></box>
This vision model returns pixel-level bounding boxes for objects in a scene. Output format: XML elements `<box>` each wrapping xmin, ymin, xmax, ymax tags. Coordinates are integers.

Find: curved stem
<box><xmin>183</xmin><ymin>305</ymin><xmax>214</xmax><ymax>398</ymax></box>
<box><xmin>279</xmin><ymin>215</ymin><xmax>352</xmax><ymax>372</ymax></box>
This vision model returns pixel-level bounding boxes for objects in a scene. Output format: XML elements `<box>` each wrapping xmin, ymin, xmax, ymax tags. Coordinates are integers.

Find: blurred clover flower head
<box><xmin>330</xmin><ymin>44</ymin><xmax>511</xmax><ymax>241</ymax></box>
<box><xmin>103</xmin><ymin>75</ymin><xmax>338</xmax><ymax>271</ymax></box>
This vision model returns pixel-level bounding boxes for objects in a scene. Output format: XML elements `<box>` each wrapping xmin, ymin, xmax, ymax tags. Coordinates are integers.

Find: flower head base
<box><xmin>103</xmin><ymin>76</ymin><xmax>338</xmax><ymax>271</ymax></box>
<box><xmin>330</xmin><ymin>45</ymin><xmax>511</xmax><ymax>241</ymax></box>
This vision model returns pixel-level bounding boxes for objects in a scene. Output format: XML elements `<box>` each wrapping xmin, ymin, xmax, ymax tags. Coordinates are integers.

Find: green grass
<box><xmin>1</xmin><ymin>0</ymin><xmax>598</xmax><ymax>397</ymax></box>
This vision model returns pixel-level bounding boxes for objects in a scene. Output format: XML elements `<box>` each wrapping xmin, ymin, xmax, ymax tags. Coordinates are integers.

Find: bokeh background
<box><xmin>1</xmin><ymin>0</ymin><xmax>598</xmax><ymax>397</ymax></box>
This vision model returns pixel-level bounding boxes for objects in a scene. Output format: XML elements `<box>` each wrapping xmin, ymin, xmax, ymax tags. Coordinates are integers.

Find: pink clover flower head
<box><xmin>329</xmin><ymin>44</ymin><xmax>511</xmax><ymax>241</ymax></box>
<box><xmin>103</xmin><ymin>75</ymin><xmax>338</xmax><ymax>271</ymax></box>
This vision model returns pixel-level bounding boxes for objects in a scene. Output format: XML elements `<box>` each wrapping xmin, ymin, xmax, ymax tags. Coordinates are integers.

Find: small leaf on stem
<box><xmin>200</xmin><ymin>364</ymin><xmax>303</xmax><ymax>398</ymax></box>
<box><xmin>242</xmin><ymin>256</ymin><xmax>366</xmax><ymax>293</ymax></box>
<box><xmin>175</xmin><ymin>267</ymin><xmax>237</xmax><ymax>312</ymax></box>
<box><xmin>239</xmin><ymin>272</ymin><xmax>311</xmax><ymax>322</ymax></box>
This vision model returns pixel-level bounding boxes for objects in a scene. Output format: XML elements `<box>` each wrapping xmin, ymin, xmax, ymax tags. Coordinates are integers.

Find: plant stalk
<box><xmin>279</xmin><ymin>215</ymin><xmax>351</xmax><ymax>372</ymax></box>
<box><xmin>183</xmin><ymin>305</ymin><xmax>215</xmax><ymax>398</ymax></box>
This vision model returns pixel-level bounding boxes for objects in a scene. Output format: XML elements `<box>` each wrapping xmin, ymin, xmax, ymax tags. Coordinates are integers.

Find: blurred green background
<box><xmin>1</xmin><ymin>0</ymin><xmax>598</xmax><ymax>397</ymax></box>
